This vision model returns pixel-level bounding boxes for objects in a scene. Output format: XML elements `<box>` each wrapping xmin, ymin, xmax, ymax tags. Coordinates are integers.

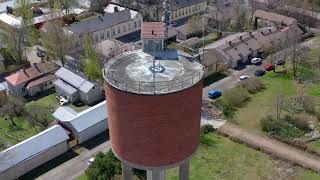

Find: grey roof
<box><xmin>54</xmin><ymin>79</ymin><xmax>78</xmax><ymax>95</ymax></box>
<box><xmin>170</xmin><ymin>0</ymin><xmax>207</xmax><ymax>10</ymax></box>
<box><xmin>79</xmin><ymin>81</ymin><xmax>95</xmax><ymax>93</ymax></box>
<box><xmin>68</xmin><ymin>9</ymin><xmax>132</xmax><ymax>34</ymax></box>
<box><xmin>57</xmin><ymin>101</ymin><xmax>108</xmax><ymax>133</ymax></box>
<box><xmin>0</xmin><ymin>125</ymin><xmax>69</xmax><ymax>173</ymax></box>
<box><xmin>55</xmin><ymin>67</ymin><xmax>95</xmax><ymax>93</ymax></box>
<box><xmin>55</xmin><ymin>67</ymin><xmax>86</xmax><ymax>89</ymax></box>
<box><xmin>0</xmin><ymin>83</ymin><xmax>6</xmax><ymax>92</ymax></box>
<box><xmin>53</xmin><ymin>106</ymin><xmax>78</xmax><ymax>121</ymax></box>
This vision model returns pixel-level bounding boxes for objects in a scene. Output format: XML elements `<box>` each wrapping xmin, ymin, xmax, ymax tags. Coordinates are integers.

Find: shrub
<box><xmin>260</xmin><ymin>115</ymin><xmax>279</xmax><ymax>132</ymax></box>
<box><xmin>221</xmin><ymin>87</ymin><xmax>250</xmax><ymax>108</ymax></box>
<box><xmin>221</xmin><ymin>103</ymin><xmax>236</xmax><ymax>118</ymax></box>
<box><xmin>201</xmin><ymin>124</ymin><xmax>215</xmax><ymax>134</ymax></box>
<box><xmin>237</xmin><ymin>78</ymin><xmax>265</xmax><ymax>94</ymax></box>
<box><xmin>289</xmin><ymin>114</ymin><xmax>311</xmax><ymax>132</ymax></box>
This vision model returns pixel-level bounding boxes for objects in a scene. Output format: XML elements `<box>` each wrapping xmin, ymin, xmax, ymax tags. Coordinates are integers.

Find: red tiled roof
<box><xmin>5</xmin><ymin>70</ymin><xmax>30</xmax><ymax>86</ymax></box>
<box><xmin>26</xmin><ymin>74</ymin><xmax>56</xmax><ymax>89</ymax></box>
<box><xmin>141</xmin><ymin>22</ymin><xmax>165</xmax><ymax>39</ymax></box>
<box><xmin>5</xmin><ymin>62</ymin><xmax>59</xmax><ymax>86</ymax></box>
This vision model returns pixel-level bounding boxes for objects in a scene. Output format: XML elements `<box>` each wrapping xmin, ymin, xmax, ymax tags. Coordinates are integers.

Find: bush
<box><xmin>288</xmin><ymin>114</ymin><xmax>311</xmax><ymax>132</ymax></box>
<box><xmin>201</xmin><ymin>124</ymin><xmax>215</xmax><ymax>134</ymax></box>
<box><xmin>260</xmin><ymin>115</ymin><xmax>279</xmax><ymax>132</ymax></box>
<box><xmin>260</xmin><ymin>115</ymin><xmax>310</xmax><ymax>141</ymax></box>
<box><xmin>221</xmin><ymin>103</ymin><xmax>236</xmax><ymax>118</ymax></box>
<box><xmin>220</xmin><ymin>87</ymin><xmax>250</xmax><ymax>108</ymax></box>
<box><xmin>237</xmin><ymin>78</ymin><xmax>265</xmax><ymax>94</ymax></box>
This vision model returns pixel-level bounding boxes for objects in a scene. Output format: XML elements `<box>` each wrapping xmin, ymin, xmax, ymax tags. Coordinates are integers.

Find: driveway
<box><xmin>203</xmin><ymin>63</ymin><xmax>264</xmax><ymax>100</ymax></box>
<box><xmin>36</xmin><ymin>141</ymin><xmax>111</xmax><ymax>180</ymax></box>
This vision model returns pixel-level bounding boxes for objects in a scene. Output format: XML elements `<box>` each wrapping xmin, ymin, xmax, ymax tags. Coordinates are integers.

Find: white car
<box><xmin>239</xmin><ymin>75</ymin><xmax>251</xmax><ymax>81</ymax></box>
<box><xmin>251</xmin><ymin>58</ymin><xmax>262</xmax><ymax>65</ymax></box>
<box><xmin>87</xmin><ymin>157</ymin><xmax>95</xmax><ymax>166</ymax></box>
<box><xmin>59</xmin><ymin>96</ymin><xmax>69</xmax><ymax>106</ymax></box>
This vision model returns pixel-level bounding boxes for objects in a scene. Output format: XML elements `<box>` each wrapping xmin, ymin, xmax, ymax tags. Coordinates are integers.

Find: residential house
<box><xmin>67</xmin><ymin>3</ymin><xmax>142</xmax><ymax>50</ymax></box>
<box><xmin>54</xmin><ymin>67</ymin><xmax>102</xmax><ymax>105</ymax></box>
<box><xmin>0</xmin><ymin>11</ymin><xmax>65</xmax><ymax>30</ymax></box>
<box><xmin>254</xmin><ymin>10</ymin><xmax>298</xmax><ymax>29</ymax></box>
<box><xmin>53</xmin><ymin>101</ymin><xmax>108</xmax><ymax>144</ymax></box>
<box><xmin>94</xmin><ymin>38</ymin><xmax>140</xmax><ymax>61</ymax></box>
<box><xmin>0</xmin><ymin>83</ymin><xmax>6</xmax><ymax>106</ymax></box>
<box><xmin>0</xmin><ymin>125</ymin><xmax>70</xmax><ymax>180</ymax></box>
<box><xmin>142</xmin><ymin>0</ymin><xmax>208</xmax><ymax>22</ymax></box>
<box><xmin>141</xmin><ymin>22</ymin><xmax>165</xmax><ymax>52</ymax></box>
<box><xmin>202</xmin><ymin>26</ymin><xmax>303</xmax><ymax>76</ymax></box>
<box><xmin>5</xmin><ymin>62</ymin><xmax>59</xmax><ymax>97</ymax></box>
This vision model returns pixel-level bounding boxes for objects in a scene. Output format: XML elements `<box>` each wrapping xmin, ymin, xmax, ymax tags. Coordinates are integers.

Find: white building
<box><xmin>0</xmin><ymin>125</ymin><xmax>69</xmax><ymax>180</ymax></box>
<box><xmin>53</xmin><ymin>101</ymin><xmax>108</xmax><ymax>144</ymax></box>
<box><xmin>68</xmin><ymin>3</ymin><xmax>142</xmax><ymax>49</ymax></box>
<box><xmin>145</xmin><ymin>0</ymin><xmax>208</xmax><ymax>22</ymax></box>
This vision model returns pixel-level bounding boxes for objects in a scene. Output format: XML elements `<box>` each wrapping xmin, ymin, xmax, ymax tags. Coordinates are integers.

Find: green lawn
<box><xmin>166</xmin><ymin>133</ymin><xmax>320</xmax><ymax>180</ymax></box>
<box><xmin>0</xmin><ymin>116</ymin><xmax>42</xmax><ymax>149</ymax></box>
<box><xmin>233</xmin><ymin>71</ymin><xmax>297</xmax><ymax>134</ymax></box>
<box><xmin>309</xmin><ymin>84</ymin><xmax>320</xmax><ymax>97</ymax></box>
<box><xmin>25</xmin><ymin>94</ymin><xmax>58</xmax><ymax>110</ymax></box>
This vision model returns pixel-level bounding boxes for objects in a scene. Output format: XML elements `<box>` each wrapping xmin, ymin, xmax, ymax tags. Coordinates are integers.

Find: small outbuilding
<box><xmin>53</xmin><ymin>101</ymin><xmax>108</xmax><ymax>144</ymax></box>
<box><xmin>0</xmin><ymin>125</ymin><xmax>70</xmax><ymax>180</ymax></box>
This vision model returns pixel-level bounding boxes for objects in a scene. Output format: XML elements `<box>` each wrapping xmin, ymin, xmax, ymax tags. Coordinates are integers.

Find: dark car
<box><xmin>276</xmin><ymin>60</ymin><xmax>285</xmax><ymax>66</ymax></box>
<box><xmin>36</xmin><ymin>51</ymin><xmax>47</xmax><ymax>58</ymax></box>
<box><xmin>264</xmin><ymin>64</ymin><xmax>275</xmax><ymax>71</ymax></box>
<box><xmin>254</xmin><ymin>69</ymin><xmax>266</xmax><ymax>77</ymax></box>
<box><xmin>208</xmin><ymin>89</ymin><xmax>223</xmax><ymax>99</ymax></box>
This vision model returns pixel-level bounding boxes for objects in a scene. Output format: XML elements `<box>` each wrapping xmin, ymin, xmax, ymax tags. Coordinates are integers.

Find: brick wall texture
<box><xmin>104</xmin><ymin>80</ymin><xmax>203</xmax><ymax>167</ymax></box>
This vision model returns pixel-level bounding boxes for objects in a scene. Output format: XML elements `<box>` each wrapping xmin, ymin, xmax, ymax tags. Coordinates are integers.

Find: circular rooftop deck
<box><xmin>103</xmin><ymin>50</ymin><xmax>204</xmax><ymax>95</ymax></box>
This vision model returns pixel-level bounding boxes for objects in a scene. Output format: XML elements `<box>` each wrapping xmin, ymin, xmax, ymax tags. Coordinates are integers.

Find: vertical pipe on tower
<box><xmin>122</xmin><ymin>162</ymin><xmax>133</xmax><ymax>180</ymax></box>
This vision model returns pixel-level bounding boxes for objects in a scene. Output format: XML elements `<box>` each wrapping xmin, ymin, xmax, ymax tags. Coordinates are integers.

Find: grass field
<box><xmin>166</xmin><ymin>133</ymin><xmax>320</xmax><ymax>180</ymax></box>
<box><xmin>77</xmin><ymin>133</ymin><xmax>320</xmax><ymax>180</ymax></box>
<box><xmin>0</xmin><ymin>116</ymin><xmax>42</xmax><ymax>149</ymax></box>
<box><xmin>233</xmin><ymin>71</ymin><xmax>297</xmax><ymax>134</ymax></box>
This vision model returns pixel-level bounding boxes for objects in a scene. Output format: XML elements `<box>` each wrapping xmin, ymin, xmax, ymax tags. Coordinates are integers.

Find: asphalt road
<box><xmin>203</xmin><ymin>63</ymin><xmax>264</xmax><ymax>100</ymax></box>
<box><xmin>36</xmin><ymin>141</ymin><xmax>111</xmax><ymax>180</ymax></box>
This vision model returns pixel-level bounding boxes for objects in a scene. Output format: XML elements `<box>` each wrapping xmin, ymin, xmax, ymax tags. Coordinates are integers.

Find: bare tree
<box><xmin>41</xmin><ymin>20</ymin><xmax>72</xmax><ymax>66</ymax></box>
<box><xmin>275</xmin><ymin>93</ymin><xmax>285</xmax><ymax>119</ymax></box>
<box><xmin>230</xmin><ymin>0</ymin><xmax>247</xmax><ymax>32</ymax></box>
<box><xmin>0</xmin><ymin>98</ymin><xmax>25</xmax><ymax>127</ymax></box>
<box><xmin>188</xmin><ymin>15</ymin><xmax>207</xmax><ymax>37</ymax></box>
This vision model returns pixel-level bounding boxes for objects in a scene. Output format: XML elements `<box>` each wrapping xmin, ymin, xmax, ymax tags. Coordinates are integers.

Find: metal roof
<box><xmin>0</xmin><ymin>83</ymin><xmax>5</xmax><ymax>92</ymax></box>
<box><xmin>0</xmin><ymin>125</ymin><xmax>69</xmax><ymax>173</ymax></box>
<box><xmin>55</xmin><ymin>67</ymin><xmax>95</xmax><ymax>93</ymax></box>
<box><xmin>55</xmin><ymin>67</ymin><xmax>86</xmax><ymax>89</ymax></box>
<box><xmin>54</xmin><ymin>79</ymin><xmax>78</xmax><ymax>95</ymax></box>
<box><xmin>67</xmin><ymin>9</ymin><xmax>132</xmax><ymax>34</ymax></box>
<box><xmin>56</xmin><ymin>101</ymin><xmax>108</xmax><ymax>133</ymax></box>
<box><xmin>53</xmin><ymin>106</ymin><xmax>78</xmax><ymax>122</ymax></box>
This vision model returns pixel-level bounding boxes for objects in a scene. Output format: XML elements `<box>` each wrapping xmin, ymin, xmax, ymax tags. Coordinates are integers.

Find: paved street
<box><xmin>36</xmin><ymin>141</ymin><xmax>111</xmax><ymax>180</ymax></box>
<box><xmin>202</xmin><ymin>63</ymin><xmax>263</xmax><ymax>100</ymax></box>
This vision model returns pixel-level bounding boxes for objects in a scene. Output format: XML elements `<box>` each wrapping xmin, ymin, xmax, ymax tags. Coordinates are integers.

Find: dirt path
<box><xmin>217</xmin><ymin>123</ymin><xmax>320</xmax><ymax>172</ymax></box>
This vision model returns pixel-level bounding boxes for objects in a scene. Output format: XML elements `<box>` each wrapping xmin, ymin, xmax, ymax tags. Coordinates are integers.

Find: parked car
<box><xmin>251</xmin><ymin>58</ymin><xmax>262</xmax><ymax>65</ymax></box>
<box><xmin>87</xmin><ymin>157</ymin><xmax>95</xmax><ymax>166</ymax></box>
<box><xmin>239</xmin><ymin>75</ymin><xmax>251</xmax><ymax>81</ymax></box>
<box><xmin>208</xmin><ymin>89</ymin><xmax>223</xmax><ymax>99</ymax></box>
<box><xmin>276</xmin><ymin>59</ymin><xmax>285</xmax><ymax>66</ymax></box>
<box><xmin>264</xmin><ymin>64</ymin><xmax>275</xmax><ymax>71</ymax></box>
<box><xmin>36</xmin><ymin>50</ymin><xmax>47</xmax><ymax>58</ymax></box>
<box><xmin>254</xmin><ymin>69</ymin><xmax>266</xmax><ymax>77</ymax></box>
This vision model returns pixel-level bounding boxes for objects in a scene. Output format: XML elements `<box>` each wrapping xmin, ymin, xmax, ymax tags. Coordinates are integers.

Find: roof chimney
<box><xmin>239</xmin><ymin>36</ymin><xmax>243</xmax><ymax>41</ymax></box>
<box><xmin>152</xmin><ymin>30</ymin><xmax>154</xmax><ymax>35</ymax></box>
<box><xmin>228</xmin><ymin>41</ymin><xmax>233</xmax><ymax>47</ymax></box>
<box><xmin>114</xmin><ymin>6</ymin><xmax>119</xmax><ymax>12</ymax></box>
<box><xmin>268</xmin><ymin>28</ymin><xmax>272</xmax><ymax>33</ymax></box>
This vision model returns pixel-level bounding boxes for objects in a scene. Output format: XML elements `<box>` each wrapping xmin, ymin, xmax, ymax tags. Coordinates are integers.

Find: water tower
<box><xmin>103</xmin><ymin>46</ymin><xmax>204</xmax><ymax>180</ymax></box>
